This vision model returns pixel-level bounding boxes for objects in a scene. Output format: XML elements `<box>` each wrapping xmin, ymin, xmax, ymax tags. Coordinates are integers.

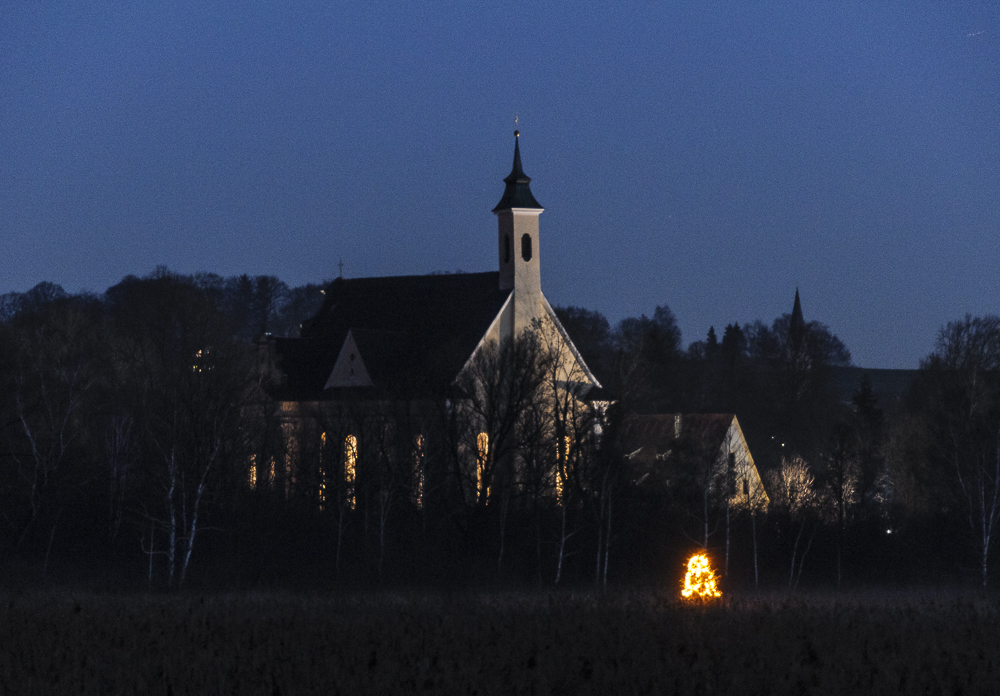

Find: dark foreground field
<box><xmin>2</xmin><ymin>590</ymin><xmax>999</xmax><ymax>695</ymax></box>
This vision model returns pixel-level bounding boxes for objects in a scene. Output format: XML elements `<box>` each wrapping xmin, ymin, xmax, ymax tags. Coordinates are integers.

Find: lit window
<box><xmin>476</xmin><ymin>432</ymin><xmax>489</xmax><ymax>503</ymax></box>
<box><xmin>344</xmin><ymin>435</ymin><xmax>358</xmax><ymax>510</ymax></box>
<box><xmin>558</xmin><ymin>435</ymin><xmax>572</xmax><ymax>463</ymax></box>
<box><xmin>248</xmin><ymin>454</ymin><xmax>257</xmax><ymax>489</ymax></box>
<box><xmin>413</xmin><ymin>435</ymin><xmax>426</xmax><ymax>509</ymax></box>
<box><xmin>555</xmin><ymin>435</ymin><xmax>572</xmax><ymax>503</ymax></box>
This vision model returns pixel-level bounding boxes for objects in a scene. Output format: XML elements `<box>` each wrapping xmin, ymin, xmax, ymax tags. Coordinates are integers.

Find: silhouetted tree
<box><xmin>919</xmin><ymin>314</ymin><xmax>1000</xmax><ymax>587</ymax></box>
<box><xmin>0</xmin><ymin>286</ymin><xmax>104</xmax><ymax>556</ymax></box>
<box><xmin>105</xmin><ymin>270</ymin><xmax>260</xmax><ymax>587</ymax></box>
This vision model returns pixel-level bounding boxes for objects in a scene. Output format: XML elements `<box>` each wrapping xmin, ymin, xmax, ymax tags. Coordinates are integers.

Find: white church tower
<box><xmin>493</xmin><ymin>131</ymin><xmax>545</xmax><ymax>341</ymax></box>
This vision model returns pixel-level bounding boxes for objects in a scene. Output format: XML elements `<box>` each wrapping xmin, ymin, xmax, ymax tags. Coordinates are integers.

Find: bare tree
<box><xmin>534</xmin><ymin>318</ymin><xmax>602</xmax><ymax>585</ymax></box>
<box><xmin>821</xmin><ymin>423</ymin><xmax>860</xmax><ymax>589</ymax></box>
<box><xmin>454</xmin><ymin>329</ymin><xmax>549</xmax><ymax>576</ymax></box>
<box><xmin>104</xmin><ymin>414</ymin><xmax>136</xmax><ymax>544</ymax></box>
<box><xmin>106</xmin><ymin>270</ymin><xmax>257</xmax><ymax>588</ymax></box>
<box><xmin>920</xmin><ymin>314</ymin><xmax>1000</xmax><ymax>588</ymax></box>
<box><xmin>766</xmin><ymin>455</ymin><xmax>818</xmax><ymax>591</ymax></box>
<box><xmin>4</xmin><ymin>291</ymin><xmax>101</xmax><ymax>549</ymax></box>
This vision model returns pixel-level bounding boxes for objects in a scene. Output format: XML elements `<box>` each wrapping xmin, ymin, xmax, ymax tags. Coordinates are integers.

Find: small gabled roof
<box><xmin>271</xmin><ymin>271</ymin><xmax>511</xmax><ymax>400</ymax></box>
<box><xmin>492</xmin><ymin>131</ymin><xmax>543</xmax><ymax>212</ymax></box>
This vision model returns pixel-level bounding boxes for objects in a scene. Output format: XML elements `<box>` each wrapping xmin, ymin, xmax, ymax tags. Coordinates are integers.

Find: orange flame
<box><xmin>681</xmin><ymin>553</ymin><xmax>722</xmax><ymax>600</ymax></box>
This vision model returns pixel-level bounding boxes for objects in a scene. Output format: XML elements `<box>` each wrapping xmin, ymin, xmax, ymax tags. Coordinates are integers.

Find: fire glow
<box><xmin>681</xmin><ymin>553</ymin><xmax>722</xmax><ymax>600</ymax></box>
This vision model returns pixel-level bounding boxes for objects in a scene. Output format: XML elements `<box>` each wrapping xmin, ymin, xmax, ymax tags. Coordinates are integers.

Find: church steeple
<box><xmin>493</xmin><ymin>131</ymin><xmax>544</xmax><ymax>337</ymax></box>
<box><xmin>493</xmin><ymin>131</ymin><xmax>543</xmax><ymax>212</ymax></box>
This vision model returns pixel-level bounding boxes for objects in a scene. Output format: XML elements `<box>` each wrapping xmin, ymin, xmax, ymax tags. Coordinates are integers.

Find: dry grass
<box><xmin>1</xmin><ymin>589</ymin><xmax>999</xmax><ymax>694</ymax></box>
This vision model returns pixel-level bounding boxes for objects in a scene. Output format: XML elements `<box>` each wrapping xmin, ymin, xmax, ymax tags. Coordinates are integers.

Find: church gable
<box><xmin>454</xmin><ymin>294</ymin><xmax>601</xmax><ymax>398</ymax></box>
<box><xmin>325</xmin><ymin>330</ymin><xmax>374</xmax><ymax>388</ymax></box>
<box><xmin>542</xmin><ymin>296</ymin><xmax>601</xmax><ymax>390</ymax></box>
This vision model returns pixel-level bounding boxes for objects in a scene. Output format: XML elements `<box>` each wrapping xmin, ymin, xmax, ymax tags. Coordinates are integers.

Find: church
<box><xmin>258</xmin><ymin>132</ymin><xmax>603</xmax><ymax>509</ymax></box>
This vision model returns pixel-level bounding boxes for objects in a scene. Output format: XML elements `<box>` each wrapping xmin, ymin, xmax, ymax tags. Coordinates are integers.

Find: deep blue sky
<box><xmin>3</xmin><ymin>1</ymin><xmax>999</xmax><ymax>368</ymax></box>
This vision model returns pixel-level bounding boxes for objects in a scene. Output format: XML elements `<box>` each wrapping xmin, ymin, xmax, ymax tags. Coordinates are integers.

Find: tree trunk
<box><xmin>178</xmin><ymin>479</ymin><xmax>206</xmax><ymax>588</ymax></box>
<box><xmin>703</xmin><ymin>487</ymin><xmax>710</xmax><ymax>549</ymax></box>
<box><xmin>497</xmin><ymin>489</ymin><xmax>509</xmax><ymax>576</ymax></box>
<box><xmin>725</xmin><ymin>500</ymin><xmax>731</xmax><ymax>578</ymax></box>
<box><xmin>602</xmin><ymin>497</ymin><xmax>612</xmax><ymax>588</ymax></box>
<box><xmin>335</xmin><ymin>500</ymin><xmax>347</xmax><ymax>578</ymax></box>
<box><xmin>555</xmin><ymin>499</ymin><xmax>569</xmax><ymax>585</ymax></box>
<box><xmin>788</xmin><ymin>520</ymin><xmax>803</xmax><ymax>592</ymax></box>
<box><xmin>167</xmin><ymin>452</ymin><xmax>177</xmax><ymax>587</ymax></box>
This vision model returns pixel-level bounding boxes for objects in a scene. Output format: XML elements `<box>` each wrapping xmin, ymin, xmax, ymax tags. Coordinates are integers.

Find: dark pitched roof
<box><xmin>622</xmin><ymin>414</ymin><xmax>736</xmax><ymax>460</ymax></box>
<box><xmin>271</xmin><ymin>271</ymin><xmax>511</xmax><ymax>400</ymax></box>
<box><xmin>827</xmin><ymin>366</ymin><xmax>917</xmax><ymax>409</ymax></box>
<box><xmin>492</xmin><ymin>131</ymin><xmax>543</xmax><ymax>212</ymax></box>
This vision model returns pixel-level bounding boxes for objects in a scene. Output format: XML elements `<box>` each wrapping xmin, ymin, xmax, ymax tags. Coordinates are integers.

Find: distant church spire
<box><xmin>789</xmin><ymin>288</ymin><xmax>806</xmax><ymax>354</ymax></box>
<box><xmin>492</xmin><ymin>131</ymin><xmax>543</xmax><ymax>212</ymax></box>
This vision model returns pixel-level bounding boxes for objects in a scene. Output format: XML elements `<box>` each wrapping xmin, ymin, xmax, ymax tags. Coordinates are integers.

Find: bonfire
<box><xmin>681</xmin><ymin>553</ymin><xmax>722</xmax><ymax>600</ymax></box>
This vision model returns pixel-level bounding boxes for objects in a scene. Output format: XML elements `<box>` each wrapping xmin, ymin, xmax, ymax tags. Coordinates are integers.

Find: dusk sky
<box><xmin>3</xmin><ymin>1</ymin><xmax>999</xmax><ymax>369</ymax></box>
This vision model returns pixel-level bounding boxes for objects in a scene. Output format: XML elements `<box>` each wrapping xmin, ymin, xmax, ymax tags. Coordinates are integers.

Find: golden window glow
<box><xmin>413</xmin><ymin>435</ymin><xmax>425</xmax><ymax>509</ymax></box>
<box><xmin>558</xmin><ymin>435</ymin><xmax>571</xmax><ymax>462</ymax></box>
<box><xmin>555</xmin><ymin>435</ymin><xmax>572</xmax><ymax>503</ymax></box>
<box><xmin>344</xmin><ymin>435</ymin><xmax>358</xmax><ymax>510</ymax></box>
<box><xmin>476</xmin><ymin>432</ymin><xmax>489</xmax><ymax>502</ymax></box>
<box><xmin>681</xmin><ymin>553</ymin><xmax>722</xmax><ymax>600</ymax></box>
<box><xmin>248</xmin><ymin>454</ymin><xmax>257</xmax><ymax>489</ymax></box>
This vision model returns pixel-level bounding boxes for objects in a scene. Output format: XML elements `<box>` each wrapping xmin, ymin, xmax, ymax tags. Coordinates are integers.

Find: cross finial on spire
<box><xmin>492</xmin><ymin>130</ymin><xmax>542</xmax><ymax>211</ymax></box>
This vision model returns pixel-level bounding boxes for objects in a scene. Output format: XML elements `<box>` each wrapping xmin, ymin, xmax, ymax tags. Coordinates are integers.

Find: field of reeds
<box><xmin>1</xmin><ymin>589</ymin><xmax>999</xmax><ymax>694</ymax></box>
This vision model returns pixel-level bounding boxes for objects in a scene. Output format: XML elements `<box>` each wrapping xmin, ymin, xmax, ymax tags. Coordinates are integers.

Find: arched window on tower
<box><xmin>503</xmin><ymin>234</ymin><xmax>511</xmax><ymax>263</ymax></box>
<box><xmin>521</xmin><ymin>234</ymin><xmax>532</xmax><ymax>261</ymax></box>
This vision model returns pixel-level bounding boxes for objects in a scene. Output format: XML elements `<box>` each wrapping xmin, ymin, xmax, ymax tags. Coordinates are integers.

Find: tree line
<box><xmin>557</xmin><ymin>302</ymin><xmax>1000</xmax><ymax>589</ymax></box>
<box><xmin>1</xmin><ymin>269</ymin><xmax>998</xmax><ymax>591</ymax></box>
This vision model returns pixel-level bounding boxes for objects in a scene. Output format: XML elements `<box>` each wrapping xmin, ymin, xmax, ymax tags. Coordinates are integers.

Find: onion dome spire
<box><xmin>492</xmin><ymin>131</ymin><xmax>543</xmax><ymax>212</ymax></box>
